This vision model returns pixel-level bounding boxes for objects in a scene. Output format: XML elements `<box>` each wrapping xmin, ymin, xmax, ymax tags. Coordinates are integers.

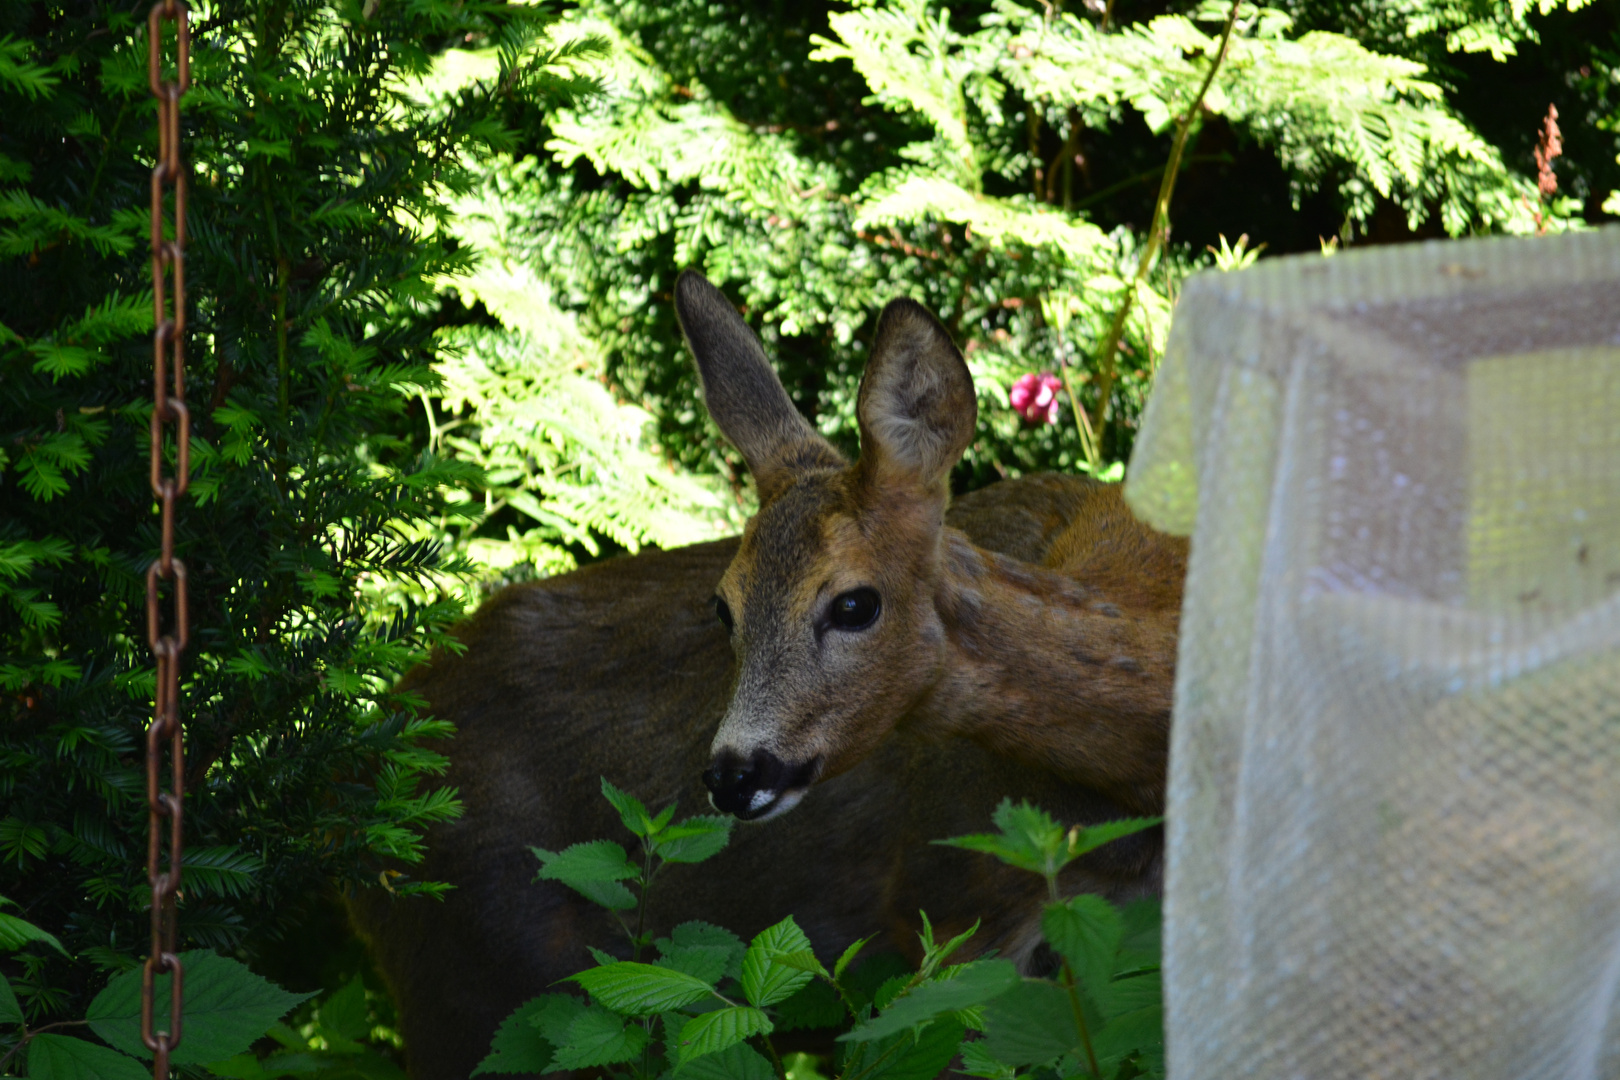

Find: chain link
<box><xmin>144</xmin><ymin>4</ymin><xmax>190</xmax><ymax>1077</ymax></box>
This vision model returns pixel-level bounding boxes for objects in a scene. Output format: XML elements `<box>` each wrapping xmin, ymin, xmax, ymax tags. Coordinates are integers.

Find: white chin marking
<box><xmin>750</xmin><ymin>788</ymin><xmax>807</xmax><ymax>823</ymax></box>
<box><xmin>748</xmin><ymin>789</ymin><xmax>773</xmax><ymax>812</ymax></box>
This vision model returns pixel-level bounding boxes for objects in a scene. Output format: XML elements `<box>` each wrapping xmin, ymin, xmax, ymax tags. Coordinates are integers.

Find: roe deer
<box><xmin>348</xmin><ymin>280</ymin><xmax>1185</xmax><ymax>1080</ymax></box>
<box><xmin>675</xmin><ymin>271</ymin><xmax>1185</xmax><ymax>822</ymax></box>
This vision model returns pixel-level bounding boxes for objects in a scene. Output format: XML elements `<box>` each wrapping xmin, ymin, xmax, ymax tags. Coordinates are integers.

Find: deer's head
<box><xmin>675</xmin><ymin>272</ymin><xmax>976</xmax><ymax>821</ymax></box>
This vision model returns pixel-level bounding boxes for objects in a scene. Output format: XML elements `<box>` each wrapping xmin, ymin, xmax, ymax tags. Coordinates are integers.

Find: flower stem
<box><xmin>1087</xmin><ymin>0</ymin><xmax>1242</xmax><ymax>454</ymax></box>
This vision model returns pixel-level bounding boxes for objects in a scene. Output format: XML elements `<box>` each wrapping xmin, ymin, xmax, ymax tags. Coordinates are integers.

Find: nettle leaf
<box><xmin>863</xmin><ymin>1016</ymin><xmax>967</xmax><ymax>1080</ymax></box>
<box><xmin>672</xmin><ymin>1040</ymin><xmax>774</xmax><ymax>1080</ymax></box>
<box><xmin>1067</xmin><ymin>817</ymin><xmax>1162</xmax><ymax>860</ymax></box>
<box><xmin>533</xmin><ymin>840</ymin><xmax>639</xmax><ymax>884</ymax></box>
<box><xmin>674</xmin><ymin>1006</ymin><xmax>771</xmax><ymax>1066</ymax></box>
<box><xmin>568</xmin><ymin>961</ymin><xmax>717</xmax><ymax>1014</ymax></box>
<box><xmin>841</xmin><ymin>961</ymin><xmax>1020</xmax><ymax>1042</ymax></box>
<box><xmin>934</xmin><ymin>799</ymin><xmax>1062</xmax><ymax>875</ymax></box>
<box><xmin>957</xmin><ymin>1038</ymin><xmax>1017</xmax><ymax>1080</ymax></box>
<box><xmin>979</xmin><ymin>980</ymin><xmax>1080</xmax><ymax>1067</ymax></box>
<box><xmin>1093</xmin><ymin>1004</ymin><xmax>1164</xmax><ymax>1076</ymax></box>
<box><xmin>1042</xmin><ymin>895</ymin><xmax>1123</xmax><ymax>994</ymax></box>
<box><xmin>531</xmin><ymin>993</ymin><xmax>589</xmax><ymax>1045</ymax></box>
<box><xmin>655</xmin><ymin>944</ymin><xmax>734</xmax><ymax>986</ymax></box>
<box><xmin>1098</xmin><ymin>970</ymin><xmax>1162</xmax><ymax>1021</ymax></box>
<box><xmin>653</xmin><ymin>816</ymin><xmax>733</xmax><ymax>864</ymax></box>
<box><xmin>833</xmin><ymin>936</ymin><xmax>871</xmax><ymax>983</ymax></box>
<box><xmin>533</xmin><ymin>841</ymin><xmax>639</xmax><ymax>909</ymax></box>
<box><xmin>549</xmin><ymin>1005</ymin><xmax>649</xmax><ymax>1070</ymax></box>
<box><xmin>740</xmin><ymin>916</ymin><xmax>816</xmax><ymax>1007</ymax></box>
<box><xmin>936</xmin><ymin>803</ymin><xmax>1161</xmax><ymax>879</ymax></box>
<box><xmin>87</xmin><ymin>949</ymin><xmax>314</xmax><ymax>1064</ymax></box>
<box><xmin>1117</xmin><ymin>898</ymin><xmax>1163</xmax><ymax>972</ymax></box>
<box><xmin>657</xmin><ymin>922</ymin><xmax>746</xmax><ymax>984</ymax></box>
<box><xmin>473</xmin><ymin>996</ymin><xmax>556</xmax><ymax>1076</ymax></box>
<box><xmin>772</xmin><ymin>978</ymin><xmax>846</xmax><ymax>1033</ymax></box>
<box><xmin>27</xmin><ymin>1034</ymin><xmax>148</xmax><ymax>1080</ymax></box>
<box><xmin>600</xmin><ymin>778</ymin><xmax>653</xmax><ymax>837</ymax></box>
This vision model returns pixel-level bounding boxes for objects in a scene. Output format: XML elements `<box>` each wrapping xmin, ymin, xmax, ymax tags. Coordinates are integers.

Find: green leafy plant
<box><xmin>0</xmin><ymin>898</ymin><xmax>313</xmax><ymax>1079</ymax></box>
<box><xmin>0</xmin><ymin>0</ymin><xmax>594</xmax><ymax>1032</ymax></box>
<box><xmin>476</xmin><ymin>783</ymin><xmax>1161</xmax><ymax>1080</ymax></box>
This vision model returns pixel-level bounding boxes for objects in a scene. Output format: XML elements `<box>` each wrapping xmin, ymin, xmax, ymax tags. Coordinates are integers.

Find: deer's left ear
<box><xmin>855</xmin><ymin>298</ymin><xmax>977</xmax><ymax>500</ymax></box>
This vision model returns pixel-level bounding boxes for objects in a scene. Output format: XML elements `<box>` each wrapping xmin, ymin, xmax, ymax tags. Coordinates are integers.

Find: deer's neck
<box><xmin>920</xmin><ymin>529</ymin><xmax>1176</xmax><ymax>814</ymax></box>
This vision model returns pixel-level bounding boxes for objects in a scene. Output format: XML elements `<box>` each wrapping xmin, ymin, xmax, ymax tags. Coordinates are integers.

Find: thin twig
<box><xmin>1084</xmin><ymin>0</ymin><xmax>1242</xmax><ymax>465</ymax></box>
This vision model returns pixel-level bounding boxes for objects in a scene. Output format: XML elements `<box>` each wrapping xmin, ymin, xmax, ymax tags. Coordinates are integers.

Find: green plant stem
<box><xmin>1085</xmin><ymin>0</ymin><xmax>1242</xmax><ymax>462</ymax></box>
<box><xmin>1060</xmin><ymin>961</ymin><xmax>1103</xmax><ymax>1080</ymax></box>
<box><xmin>759</xmin><ymin>1032</ymin><xmax>787</xmax><ymax>1080</ymax></box>
<box><xmin>632</xmin><ymin>843</ymin><xmax>657</xmax><ymax>961</ymax></box>
<box><xmin>1068</xmin><ymin>154</ymin><xmax>1229</xmax><ymax>214</ymax></box>
<box><xmin>824</xmin><ymin>971</ymin><xmax>863</xmax><ymax>1021</ymax></box>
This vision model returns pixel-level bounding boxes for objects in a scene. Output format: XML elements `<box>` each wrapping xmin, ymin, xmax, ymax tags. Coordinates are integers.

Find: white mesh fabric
<box><xmin>1125</xmin><ymin>228</ymin><xmax>1620</xmax><ymax>1080</ymax></box>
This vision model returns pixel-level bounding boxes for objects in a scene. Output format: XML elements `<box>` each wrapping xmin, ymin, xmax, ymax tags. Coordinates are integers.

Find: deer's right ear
<box><xmin>676</xmin><ymin>271</ymin><xmax>843</xmax><ymax>503</ymax></box>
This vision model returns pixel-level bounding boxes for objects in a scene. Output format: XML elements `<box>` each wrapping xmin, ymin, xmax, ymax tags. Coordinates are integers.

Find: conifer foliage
<box><xmin>0</xmin><ymin>0</ymin><xmax>590</xmax><ymax>1020</ymax></box>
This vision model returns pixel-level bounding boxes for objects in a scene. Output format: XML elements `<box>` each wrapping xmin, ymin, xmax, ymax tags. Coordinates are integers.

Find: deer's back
<box><xmin>1043</xmin><ymin>481</ymin><xmax>1189</xmax><ymax>613</ymax></box>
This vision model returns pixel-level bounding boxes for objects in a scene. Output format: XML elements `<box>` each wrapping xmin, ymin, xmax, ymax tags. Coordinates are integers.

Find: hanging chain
<box><xmin>144</xmin><ymin>3</ymin><xmax>190</xmax><ymax>1078</ymax></box>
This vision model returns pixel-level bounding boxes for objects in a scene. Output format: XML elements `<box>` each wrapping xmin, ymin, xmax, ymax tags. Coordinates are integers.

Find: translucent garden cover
<box><xmin>1126</xmin><ymin>227</ymin><xmax>1620</xmax><ymax>1080</ymax></box>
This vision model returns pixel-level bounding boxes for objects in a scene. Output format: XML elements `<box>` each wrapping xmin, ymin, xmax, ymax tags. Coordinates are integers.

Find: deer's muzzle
<box><xmin>703</xmin><ymin>748</ymin><xmax>821</xmax><ymax>822</ymax></box>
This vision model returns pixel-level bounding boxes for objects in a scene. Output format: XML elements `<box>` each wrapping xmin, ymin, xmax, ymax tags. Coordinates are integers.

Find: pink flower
<box><xmin>1009</xmin><ymin>372</ymin><xmax>1063</xmax><ymax>425</ymax></box>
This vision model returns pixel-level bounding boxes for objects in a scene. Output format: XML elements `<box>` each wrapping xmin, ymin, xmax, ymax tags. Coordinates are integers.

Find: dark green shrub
<box><xmin>0</xmin><ymin>0</ymin><xmax>588</xmax><ymax>1021</ymax></box>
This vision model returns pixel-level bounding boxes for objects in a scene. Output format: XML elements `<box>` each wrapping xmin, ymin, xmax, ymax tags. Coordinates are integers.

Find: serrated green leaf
<box><xmin>979</xmin><ymin>980</ymin><xmax>1080</xmax><ymax>1067</ymax></box>
<box><xmin>549</xmin><ymin>1006</ymin><xmax>649</xmax><ymax>1070</ymax></box>
<box><xmin>27</xmin><ymin>1034</ymin><xmax>149</xmax><ymax>1080</ymax></box>
<box><xmin>772</xmin><ymin>978</ymin><xmax>846</xmax><ymax>1033</ymax></box>
<box><xmin>655</xmin><ymin>944</ymin><xmax>733</xmax><ymax>985</ymax></box>
<box><xmin>657</xmin><ymin>922</ymin><xmax>746</xmax><ymax>983</ymax></box>
<box><xmin>840</xmin><ymin>961</ymin><xmax>1020</xmax><ymax>1042</ymax></box>
<box><xmin>530</xmin><ymin>993</ymin><xmax>588</xmax><ymax>1045</ymax></box>
<box><xmin>1097</xmin><ymin>970</ymin><xmax>1161</xmax><ymax>1021</ymax></box>
<box><xmin>568</xmin><ymin>961</ymin><xmax>716</xmax><ymax>1014</ymax></box>
<box><xmin>0</xmin><ymin>972</ymin><xmax>21</xmax><ymax>1026</ymax></box>
<box><xmin>863</xmin><ymin>1016</ymin><xmax>966</xmax><ymax>1080</ymax></box>
<box><xmin>533</xmin><ymin>839</ymin><xmax>640</xmax><ymax>884</ymax></box>
<box><xmin>741</xmin><ymin>916</ymin><xmax>816</xmax><ymax>1007</ymax></box>
<box><xmin>957</xmin><ymin>1038</ymin><xmax>1016</xmax><ymax>1079</ymax></box>
<box><xmin>672</xmin><ymin>1040</ymin><xmax>775</xmax><ymax>1080</ymax></box>
<box><xmin>653</xmin><ymin>816</ymin><xmax>733</xmax><ymax>864</ymax></box>
<box><xmin>1092</xmin><ymin>1004</ymin><xmax>1164</xmax><ymax>1073</ymax></box>
<box><xmin>1066</xmin><ymin>817</ymin><xmax>1162</xmax><ymax>860</ymax></box>
<box><xmin>86</xmin><ymin>950</ymin><xmax>314</xmax><ymax>1064</ymax></box>
<box><xmin>771</xmin><ymin>950</ymin><xmax>828</xmax><ymax>978</ymax></box>
<box><xmin>832</xmin><ymin>937</ymin><xmax>870</xmax><ymax>983</ymax></box>
<box><xmin>472</xmin><ymin>996</ymin><xmax>555</xmax><ymax>1076</ymax></box>
<box><xmin>532</xmin><ymin>840</ymin><xmax>638</xmax><ymax>909</ymax></box>
<box><xmin>674</xmin><ymin>1006</ymin><xmax>771</xmax><ymax>1065</ymax></box>
<box><xmin>1117</xmin><ymin>898</ymin><xmax>1162</xmax><ymax>973</ymax></box>
<box><xmin>1042</xmin><ymin>895</ymin><xmax>1123</xmax><ymax>995</ymax></box>
<box><xmin>600</xmin><ymin>778</ymin><xmax>652</xmax><ymax>837</ymax></box>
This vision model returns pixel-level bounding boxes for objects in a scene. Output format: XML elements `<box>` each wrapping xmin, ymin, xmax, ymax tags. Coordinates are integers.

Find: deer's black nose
<box><xmin>703</xmin><ymin>748</ymin><xmax>817</xmax><ymax>820</ymax></box>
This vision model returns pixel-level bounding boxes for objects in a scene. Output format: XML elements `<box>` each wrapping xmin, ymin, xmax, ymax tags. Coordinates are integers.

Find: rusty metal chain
<box><xmin>144</xmin><ymin>3</ymin><xmax>190</xmax><ymax>1077</ymax></box>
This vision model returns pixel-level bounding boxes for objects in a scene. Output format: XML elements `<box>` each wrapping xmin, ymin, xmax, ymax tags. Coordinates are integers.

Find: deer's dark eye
<box><xmin>713</xmin><ymin>596</ymin><xmax>734</xmax><ymax>633</ymax></box>
<box><xmin>828</xmin><ymin>588</ymin><xmax>881</xmax><ymax>631</ymax></box>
